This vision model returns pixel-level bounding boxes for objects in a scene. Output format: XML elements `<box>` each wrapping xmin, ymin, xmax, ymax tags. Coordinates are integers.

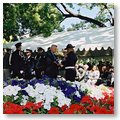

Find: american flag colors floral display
<box><xmin>3</xmin><ymin>75</ymin><xmax>114</xmax><ymax>114</ymax></box>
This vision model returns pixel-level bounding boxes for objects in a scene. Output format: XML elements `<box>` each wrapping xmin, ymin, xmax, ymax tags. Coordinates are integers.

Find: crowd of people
<box><xmin>3</xmin><ymin>43</ymin><xmax>77</xmax><ymax>81</ymax></box>
<box><xmin>3</xmin><ymin>42</ymin><xmax>114</xmax><ymax>87</ymax></box>
<box><xmin>76</xmin><ymin>61</ymin><xmax>114</xmax><ymax>87</ymax></box>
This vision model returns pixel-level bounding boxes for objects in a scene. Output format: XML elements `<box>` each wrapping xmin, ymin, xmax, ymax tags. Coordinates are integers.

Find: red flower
<box><xmin>70</xmin><ymin>104</ymin><xmax>81</xmax><ymax>110</ymax></box>
<box><xmin>3</xmin><ymin>102</ymin><xmax>24</xmax><ymax>114</ymax></box>
<box><xmin>23</xmin><ymin>102</ymin><xmax>35</xmax><ymax>109</ymax></box>
<box><xmin>32</xmin><ymin>111</ymin><xmax>38</xmax><ymax>114</ymax></box>
<box><xmin>89</xmin><ymin>105</ymin><xmax>101</xmax><ymax>113</ymax></box>
<box><xmin>61</xmin><ymin>104</ymin><xmax>68</xmax><ymax>112</ymax></box>
<box><xmin>63</xmin><ymin>108</ymin><xmax>74</xmax><ymax>114</ymax></box>
<box><xmin>63</xmin><ymin>104</ymin><xmax>86</xmax><ymax>114</ymax></box>
<box><xmin>32</xmin><ymin>102</ymin><xmax>43</xmax><ymax>111</ymax></box>
<box><xmin>48</xmin><ymin>107</ymin><xmax>60</xmax><ymax>114</ymax></box>
<box><xmin>81</xmin><ymin>96</ymin><xmax>93</xmax><ymax>105</ymax></box>
<box><xmin>95</xmin><ymin>107</ymin><xmax>110</xmax><ymax>114</ymax></box>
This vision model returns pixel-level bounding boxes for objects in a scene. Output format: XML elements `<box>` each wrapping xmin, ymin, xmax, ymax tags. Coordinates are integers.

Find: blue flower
<box><xmin>18</xmin><ymin>80</ymin><xmax>28</xmax><ymax>89</ymax></box>
<box><xmin>63</xmin><ymin>86</ymin><xmax>76</xmax><ymax>97</ymax></box>
<box><xmin>29</xmin><ymin>79</ymin><xmax>38</xmax><ymax>86</ymax></box>
<box><xmin>73</xmin><ymin>95</ymin><xmax>81</xmax><ymax>102</ymax></box>
<box><xmin>19</xmin><ymin>80</ymin><xmax>26</xmax><ymax>85</ymax></box>
<box><xmin>20</xmin><ymin>84</ymin><xmax>28</xmax><ymax>89</ymax></box>
<box><xmin>11</xmin><ymin>80</ymin><xmax>19</xmax><ymax>86</ymax></box>
<box><xmin>79</xmin><ymin>91</ymin><xmax>85</xmax><ymax>98</ymax></box>
<box><xmin>49</xmin><ymin>78</ymin><xmax>53</xmax><ymax>86</ymax></box>
<box><xmin>42</xmin><ymin>75</ymin><xmax>49</xmax><ymax>80</ymax></box>
<box><xmin>57</xmin><ymin>81</ymin><xmax>68</xmax><ymax>90</ymax></box>
<box><xmin>36</xmin><ymin>79</ymin><xmax>44</xmax><ymax>84</ymax></box>
<box><xmin>20</xmin><ymin>90</ymin><xmax>28</xmax><ymax>96</ymax></box>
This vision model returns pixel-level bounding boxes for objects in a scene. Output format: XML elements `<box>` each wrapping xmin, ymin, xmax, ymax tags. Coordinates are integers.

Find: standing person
<box><xmin>61</xmin><ymin>44</ymin><xmax>77</xmax><ymax>82</ymax></box>
<box><xmin>3</xmin><ymin>48</ymin><xmax>11</xmax><ymax>80</ymax></box>
<box><xmin>24</xmin><ymin>49</ymin><xmax>35</xmax><ymax>80</ymax></box>
<box><xmin>35</xmin><ymin>47</ymin><xmax>46</xmax><ymax>79</ymax></box>
<box><xmin>11</xmin><ymin>42</ymin><xmax>24</xmax><ymax>78</ymax></box>
<box><xmin>45</xmin><ymin>45</ymin><xmax>59</xmax><ymax>79</ymax></box>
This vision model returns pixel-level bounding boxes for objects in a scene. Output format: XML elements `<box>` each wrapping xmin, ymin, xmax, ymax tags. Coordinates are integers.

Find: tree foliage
<box><xmin>61</xmin><ymin>3</ymin><xmax>114</xmax><ymax>31</ymax></box>
<box><xmin>3</xmin><ymin>3</ymin><xmax>114</xmax><ymax>41</ymax></box>
<box><xmin>3</xmin><ymin>3</ymin><xmax>63</xmax><ymax>41</ymax></box>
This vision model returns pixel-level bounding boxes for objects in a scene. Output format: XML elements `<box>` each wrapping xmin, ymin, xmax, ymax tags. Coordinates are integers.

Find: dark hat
<box><xmin>6</xmin><ymin>48</ymin><xmax>12</xmax><ymax>52</ymax></box>
<box><xmin>15</xmin><ymin>42</ymin><xmax>22</xmax><ymax>48</ymax></box>
<box><xmin>65</xmin><ymin>44</ymin><xmax>75</xmax><ymax>50</ymax></box>
<box><xmin>37</xmin><ymin>47</ymin><xmax>44</xmax><ymax>51</ymax></box>
<box><xmin>26</xmin><ymin>49</ymin><xmax>32</xmax><ymax>53</ymax></box>
<box><xmin>6</xmin><ymin>48</ymin><xmax>12</xmax><ymax>50</ymax></box>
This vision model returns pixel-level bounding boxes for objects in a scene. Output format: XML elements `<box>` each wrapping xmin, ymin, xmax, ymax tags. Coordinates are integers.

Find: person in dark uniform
<box><xmin>45</xmin><ymin>45</ymin><xmax>59</xmax><ymax>79</ymax></box>
<box><xmin>3</xmin><ymin>48</ymin><xmax>12</xmax><ymax>80</ymax></box>
<box><xmin>61</xmin><ymin>44</ymin><xmax>77</xmax><ymax>82</ymax></box>
<box><xmin>35</xmin><ymin>47</ymin><xmax>46</xmax><ymax>79</ymax></box>
<box><xmin>11</xmin><ymin>42</ymin><xmax>24</xmax><ymax>78</ymax></box>
<box><xmin>24</xmin><ymin>49</ymin><xmax>35</xmax><ymax>80</ymax></box>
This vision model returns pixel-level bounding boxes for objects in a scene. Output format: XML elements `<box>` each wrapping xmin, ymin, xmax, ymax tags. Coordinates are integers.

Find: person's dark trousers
<box><xmin>35</xmin><ymin>68</ymin><xmax>43</xmax><ymax>79</ymax></box>
<box><xmin>65</xmin><ymin>69</ymin><xmax>76</xmax><ymax>82</ymax></box>
<box><xmin>45</xmin><ymin>65</ymin><xmax>58</xmax><ymax>79</ymax></box>
<box><xmin>12</xmin><ymin>70</ymin><xmax>22</xmax><ymax>78</ymax></box>
<box><xmin>24</xmin><ymin>72</ymin><xmax>33</xmax><ymax>80</ymax></box>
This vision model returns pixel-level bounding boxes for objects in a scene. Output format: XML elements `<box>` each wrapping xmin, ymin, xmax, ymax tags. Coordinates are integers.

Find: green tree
<box><xmin>53</xmin><ymin>3</ymin><xmax>114</xmax><ymax>27</ymax></box>
<box><xmin>3</xmin><ymin>4</ymin><xmax>19</xmax><ymax>41</ymax></box>
<box><xmin>3</xmin><ymin>3</ymin><xmax>114</xmax><ymax>41</ymax></box>
<box><xmin>3</xmin><ymin>3</ymin><xmax>63</xmax><ymax>41</ymax></box>
<box><xmin>67</xmin><ymin>21</ymin><xmax>86</xmax><ymax>31</ymax></box>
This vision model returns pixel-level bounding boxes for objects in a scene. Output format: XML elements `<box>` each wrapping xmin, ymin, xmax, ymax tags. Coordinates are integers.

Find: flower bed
<box><xmin>4</xmin><ymin>95</ymin><xmax>114</xmax><ymax>114</ymax></box>
<box><xmin>3</xmin><ymin>75</ymin><xmax>114</xmax><ymax>114</ymax></box>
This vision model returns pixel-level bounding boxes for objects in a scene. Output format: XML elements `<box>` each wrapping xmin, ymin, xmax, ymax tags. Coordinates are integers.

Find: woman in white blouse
<box><xmin>87</xmin><ymin>65</ymin><xmax>100</xmax><ymax>85</ymax></box>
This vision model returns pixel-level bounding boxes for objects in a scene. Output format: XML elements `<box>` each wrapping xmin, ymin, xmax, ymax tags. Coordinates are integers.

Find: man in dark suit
<box><xmin>62</xmin><ymin>44</ymin><xmax>77</xmax><ymax>82</ymax></box>
<box><xmin>11</xmin><ymin>42</ymin><xmax>24</xmax><ymax>78</ymax></box>
<box><xmin>45</xmin><ymin>45</ymin><xmax>59</xmax><ymax>79</ymax></box>
<box><xmin>24</xmin><ymin>49</ymin><xmax>35</xmax><ymax>80</ymax></box>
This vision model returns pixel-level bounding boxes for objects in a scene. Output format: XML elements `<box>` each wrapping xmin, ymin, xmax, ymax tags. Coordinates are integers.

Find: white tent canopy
<box><xmin>4</xmin><ymin>26</ymin><xmax>114</xmax><ymax>51</ymax></box>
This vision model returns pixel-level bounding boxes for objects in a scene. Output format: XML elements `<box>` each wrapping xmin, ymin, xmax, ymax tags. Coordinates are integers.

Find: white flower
<box><xmin>22</xmin><ymin>95</ymin><xmax>29</xmax><ymax>100</ymax></box>
<box><xmin>35</xmin><ymin>94</ymin><xmax>45</xmax><ymax>103</ymax></box>
<box><xmin>44</xmin><ymin>90</ymin><xmax>54</xmax><ymax>104</ymax></box>
<box><xmin>56</xmin><ymin>90</ymin><xmax>71</xmax><ymax>107</ymax></box>
<box><xmin>75</xmin><ymin>91</ymin><xmax>81</xmax><ymax>98</ymax></box>
<box><xmin>24</xmin><ymin>85</ymin><xmax>38</xmax><ymax>97</ymax></box>
<box><xmin>14</xmin><ymin>96</ymin><xmax>19</xmax><ymax>100</ymax></box>
<box><xmin>35</xmin><ymin>83</ymin><xmax>46</xmax><ymax>94</ymax></box>
<box><xmin>44</xmin><ymin>103</ymin><xmax>51</xmax><ymax>110</ymax></box>
<box><xmin>24</xmin><ymin>84</ymin><xmax>34</xmax><ymax>92</ymax></box>
<box><xmin>20</xmin><ymin>99</ymin><xmax>28</xmax><ymax>105</ymax></box>
<box><xmin>3</xmin><ymin>85</ymin><xmax>21</xmax><ymax>96</ymax></box>
<box><xmin>12</xmin><ymin>86</ymin><xmax>21</xmax><ymax>96</ymax></box>
<box><xmin>11</xmin><ymin>82</ymin><xmax>72</xmax><ymax>110</ymax></box>
<box><xmin>65</xmin><ymin>98</ymin><xmax>71</xmax><ymax>107</ymax></box>
<box><xmin>20</xmin><ymin>95</ymin><xmax>29</xmax><ymax>105</ymax></box>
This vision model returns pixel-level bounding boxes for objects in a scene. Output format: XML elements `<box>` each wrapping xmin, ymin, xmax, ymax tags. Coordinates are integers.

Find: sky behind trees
<box><xmin>60</xmin><ymin>3</ymin><xmax>114</xmax><ymax>30</ymax></box>
<box><xmin>3</xmin><ymin>3</ymin><xmax>114</xmax><ymax>41</ymax></box>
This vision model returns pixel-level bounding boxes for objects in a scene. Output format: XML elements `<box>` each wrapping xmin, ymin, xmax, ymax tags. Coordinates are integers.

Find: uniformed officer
<box><xmin>35</xmin><ymin>47</ymin><xmax>46</xmax><ymax>79</ymax></box>
<box><xmin>24</xmin><ymin>49</ymin><xmax>35</xmax><ymax>80</ymax></box>
<box><xmin>45</xmin><ymin>45</ymin><xmax>59</xmax><ymax>79</ymax></box>
<box><xmin>11</xmin><ymin>42</ymin><xmax>24</xmax><ymax>78</ymax></box>
<box><xmin>61</xmin><ymin>44</ymin><xmax>78</xmax><ymax>82</ymax></box>
<box><xmin>3</xmin><ymin>48</ymin><xmax>12</xmax><ymax>80</ymax></box>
